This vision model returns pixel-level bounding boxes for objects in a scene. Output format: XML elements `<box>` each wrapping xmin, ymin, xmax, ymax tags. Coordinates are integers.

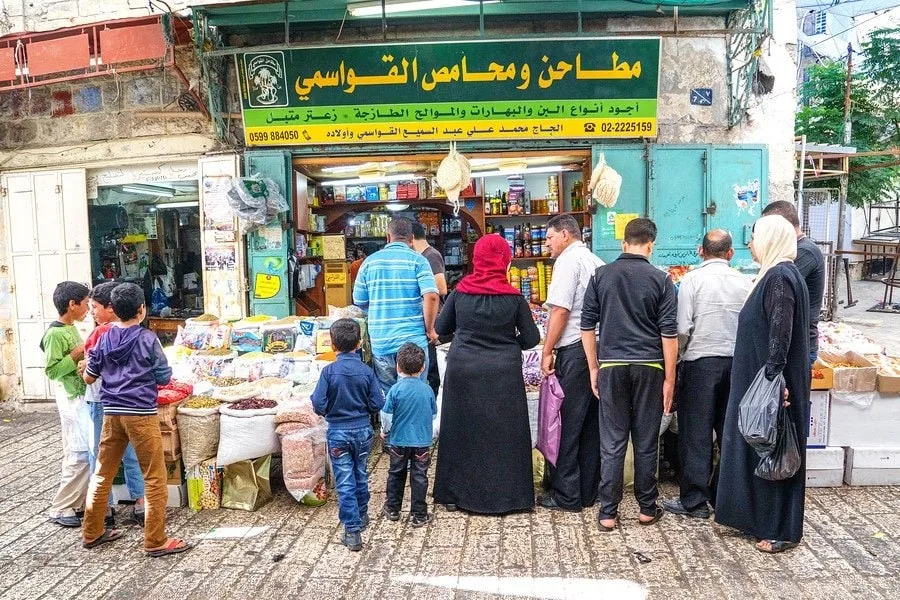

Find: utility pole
<box><xmin>832</xmin><ymin>43</ymin><xmax>853</xmax><ymax>320</ymax></box>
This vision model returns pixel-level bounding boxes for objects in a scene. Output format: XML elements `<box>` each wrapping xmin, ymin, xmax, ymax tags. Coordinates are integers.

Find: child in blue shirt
<box><xmin>311</xmin><ymin>319</ymin><xmax>384</xmax><ymax>551</ymax></box>
<box><xmin>380</xmin><ymin>342</ymin><xmax>437</xmax><ymax>527</ymax></box>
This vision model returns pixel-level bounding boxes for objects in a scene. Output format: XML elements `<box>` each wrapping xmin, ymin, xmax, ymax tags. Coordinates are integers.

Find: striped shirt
<box><xmin>353</xmin><ymin>242</ymin><xmax>438</xmax><ymax>355</ymax></box>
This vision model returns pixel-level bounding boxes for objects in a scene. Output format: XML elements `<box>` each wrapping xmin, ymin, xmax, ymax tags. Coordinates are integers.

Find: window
<box><xmin>814</xmin><ymin>10</ymin><xmax>827</xmax><ymax>35</ymax></box>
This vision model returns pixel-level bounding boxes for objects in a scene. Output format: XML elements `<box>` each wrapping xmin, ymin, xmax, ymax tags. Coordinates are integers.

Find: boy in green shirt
<box><xmin>40</xmin><ymin>281</ymin><xmax>91</xmax><ymax>528</ymax></box>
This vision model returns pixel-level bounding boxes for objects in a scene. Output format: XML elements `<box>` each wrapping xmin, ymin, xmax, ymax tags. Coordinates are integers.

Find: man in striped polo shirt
<box><xmin>353</xmin><ymin>217</ymin><xmax>440</xmax><ymax>394</ymax></box>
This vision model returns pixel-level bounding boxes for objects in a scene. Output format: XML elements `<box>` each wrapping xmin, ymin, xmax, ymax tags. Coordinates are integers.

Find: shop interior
<box><xmin>290</xmin><ymin>150</ymin><xmax>591</xmax><ymax>315</ymax></box>
<box><xmin>89</xmin><ymin>181</ymin><xmax>205</xmax><ymax>342</ymax></box>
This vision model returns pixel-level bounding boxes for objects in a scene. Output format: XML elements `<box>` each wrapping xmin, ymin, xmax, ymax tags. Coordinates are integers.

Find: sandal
<box><xmin>638</xmin><ymin>507</ymin><xmax>664</xmax><ymax>526</ymax></box>
<box><xmin>147</xmin><ymin>538</ymin><xmax>192</xmax><ymax>558</ymax></box>
<box><xmin>756</xmin><ymin>540</ymin><xmax>798</xmax><ymax>554</ymax></box>
<box><xmin>83</xmin><ymin>529</ymin><xmax>124</xmax><ymax>549</ymax></box>
<box><xmin>597</xmin><ymin>517</ymin><xmax>618</xmax><ymax>532</ymax></box>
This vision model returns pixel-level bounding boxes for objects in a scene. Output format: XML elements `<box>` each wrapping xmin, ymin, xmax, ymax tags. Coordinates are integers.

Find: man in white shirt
<box><xmin>539</xmin><ymin>215</ymin><xmax>605</xmax><ymax>512</ymax></box>
<box><xmin>663</xmin><ymin>230</ymin><xmax>752</xmax><ymax>519</ymax></box>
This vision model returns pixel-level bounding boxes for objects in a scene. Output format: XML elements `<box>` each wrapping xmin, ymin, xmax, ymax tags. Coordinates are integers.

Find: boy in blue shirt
<box><xmin>311</xmin><ymin>319</ymin><xmax>385</xmax><ymax>551</ymax></box>
<box><xmin>380</xmin><ymin>342</ymin><xmax>437</xmax><ymax>527</ymax></box>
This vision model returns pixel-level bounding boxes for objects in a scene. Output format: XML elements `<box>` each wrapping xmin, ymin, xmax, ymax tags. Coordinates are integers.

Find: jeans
<box><xmin>88</xmin><ymin>402</ymin><xmax>145</xmax><ymax>504</ymax></box>
<box><xmin>546</xmin><ymin>342</ymin><xmax>601</xmax><ymax>509</ymax></box>
<box><xmin>372</xmin><ymin>347</ymin><xmax>430</xmax><ymax>396</ymax></box>
<box><xmin>597</xmin><ymin>365</ymin><xmax>664</xmax><ymax>520</ymax></box>
<box><xmin>327</xmin><ymin>426</ymin><xmax>374</xmax><ymax>533</ymax></box>
<box><xmin>676</xmin><ymin>357</ymin><xmax>732</xmax><ymax>511</ymax></box>
<box><xmin>385</xmin><ymin>445</ymin><xmax>431</xmax><ymax>518</ymax></box>
<box><xmin>84</xmin><ymin>415</ymin><xmax>168</xmax><ymax>550</ymax></box>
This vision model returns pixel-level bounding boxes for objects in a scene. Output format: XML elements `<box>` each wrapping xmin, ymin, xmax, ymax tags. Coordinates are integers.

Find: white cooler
<box><xmin>806</xmin><ymin>447</ymin><xmax>844</xmax><ymax>487</ymax></box>
<box><xmin>844</xmin><ymin>447</ymin><xmax>900</xmax><ymax>486</ymax></box>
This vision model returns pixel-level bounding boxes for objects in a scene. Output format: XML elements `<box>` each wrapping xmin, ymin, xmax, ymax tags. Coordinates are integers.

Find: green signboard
<box><xmin>237</xmin><ymin>38</ymin><xmax>660</xmax><ymax>145</ymax></box>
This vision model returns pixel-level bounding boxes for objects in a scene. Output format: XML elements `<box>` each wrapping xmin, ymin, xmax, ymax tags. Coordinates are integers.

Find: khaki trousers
<box><xmin>83</xmin><ymin>415</ymin><xmax>168</xmax><ymax>550</ymax></box>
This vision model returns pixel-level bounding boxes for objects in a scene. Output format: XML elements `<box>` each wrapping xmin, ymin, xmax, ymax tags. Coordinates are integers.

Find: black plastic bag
<box><xmin>738</xmin><ymin>367</ymin><xmax>783</xmax><ymax>457</ymax></box>
<box><xmin>755</xmin><ymin>406</ymin><xmax>802</xmax><ymax>481</ymax></box>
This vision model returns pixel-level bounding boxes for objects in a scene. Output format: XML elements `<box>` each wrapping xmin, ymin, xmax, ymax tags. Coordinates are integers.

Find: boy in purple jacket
<box><xmin>81</xmin><ymin>283</ymin><xmax>191</xmax><ymax>557</ymax></box>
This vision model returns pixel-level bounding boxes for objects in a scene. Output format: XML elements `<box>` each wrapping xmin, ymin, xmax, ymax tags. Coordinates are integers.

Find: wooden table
<box><xmin>148</xmin><ymin>317</ymin><xmax>186</xmax><ymax>344</ymax></box>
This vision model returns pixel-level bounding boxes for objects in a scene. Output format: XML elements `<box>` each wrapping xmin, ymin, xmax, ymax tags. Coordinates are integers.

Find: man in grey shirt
<box><xmin>663</xmin><ymin>230</ymin><xmax>752</xmax><ymax>519</ymax></box>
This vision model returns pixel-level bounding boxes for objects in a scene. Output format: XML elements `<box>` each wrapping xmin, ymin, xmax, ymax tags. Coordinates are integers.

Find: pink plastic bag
<box><xmin>536</xmin><ymin>374</ymin><xmax>565</xmax><ymax>467</ymax></box>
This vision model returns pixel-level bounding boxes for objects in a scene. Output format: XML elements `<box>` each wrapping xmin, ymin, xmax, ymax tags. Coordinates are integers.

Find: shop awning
<box><xmin>193</xmin><ymin>0</ymin><xmax>755</xmax><ymax>29</ymax></box>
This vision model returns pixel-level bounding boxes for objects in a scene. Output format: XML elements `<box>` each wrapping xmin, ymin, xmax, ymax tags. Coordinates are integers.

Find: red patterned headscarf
<box><xmin>455</xmin><ymin>234</ymin><xmax>522</xmax><ymax>296</ymax></box>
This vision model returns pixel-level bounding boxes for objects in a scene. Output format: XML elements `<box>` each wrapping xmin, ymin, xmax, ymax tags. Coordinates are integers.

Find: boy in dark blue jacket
<box><xmin>82</xmin><ymin>283</ymin><xmax>191</xmax><ymax>558</ymax></box>
<box><xmin>380</xmin><ymin>343</ymin><xmax>437</xmax><ymax>527</ymax></box>
<box><xmin>312</xmin><ymin>319</ymin><xmax>385</xmax><ymax>551</ymax></box>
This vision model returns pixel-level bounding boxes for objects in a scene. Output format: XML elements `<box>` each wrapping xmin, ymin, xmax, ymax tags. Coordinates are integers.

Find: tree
<box><xmin>796</xmin><ymin>28</ymin><xmax>900</xmax><ymax>208</ymax></box>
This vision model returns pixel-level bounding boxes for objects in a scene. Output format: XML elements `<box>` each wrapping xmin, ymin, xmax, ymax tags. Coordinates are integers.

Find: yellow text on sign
<box><xmin>254</xmin><ymin>273</ymin><xmax>281</xmax><ymax>299</ymax></box>
<box><xmin>614</xmin><ymin>213</ymin><xmax>639</xmax><ymax>240</ymax></box>
<box><xmin>245</xmin><ymin>118</ymin><xmax>657</xmax><ymax>146</ymax></box>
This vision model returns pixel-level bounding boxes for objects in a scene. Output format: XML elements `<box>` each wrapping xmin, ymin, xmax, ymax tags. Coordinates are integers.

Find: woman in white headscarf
<box><xmin>714</xmin><ymin>215</ymin><xmax>811</xmax><ymax>554</ymax></box>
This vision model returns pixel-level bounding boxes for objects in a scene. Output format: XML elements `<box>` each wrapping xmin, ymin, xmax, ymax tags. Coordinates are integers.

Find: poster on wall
<box><xmin>202</xmin><ymin>176</ymin><xmax>236</xmax><ymax>233</ymax></box>
<box><xmin>204</xmin><ymin>246</ymin><xmax>237</xmax><ymax>271</ymax></box>
<box><xmin>236</xmin><ymin>38</ymin><xmax>661</xmax><ymax>146</ymax></box>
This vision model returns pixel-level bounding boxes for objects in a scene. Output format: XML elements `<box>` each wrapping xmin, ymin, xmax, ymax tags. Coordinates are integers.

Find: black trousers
<box><xmin>546</xmin><ymin>343</ymin><xmax>601</xmax><ymax>509</ymax></box>
<box><xmin>427</xmin><ymin>343</ymin><xmax>441</xmax><ymax>397</ymax></box>
<box><xmin>385</xmin><ymin>445</ymin><xmax>430</xmax><ymax>517</ymax></box>
<box><xmin>677</xmin><ymin>356</ymin><xmax>732</xmax><ymax>511</ymax></box>
<box><xmin>597</xmin><ymin>364</ymin><xmax>664</xmax><ymax>520</ymax></box>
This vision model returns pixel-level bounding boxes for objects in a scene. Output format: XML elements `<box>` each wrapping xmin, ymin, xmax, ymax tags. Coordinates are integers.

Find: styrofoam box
<box><xmin>111</xmin><ymin>484</ymin><xmax>133</xmax><ymax>505</ymax></box>
<box><xmin>844</xmin><ymin>447</ymin><xmax>900</xmax><ymax>486</ymax></box>
<box><xmin>167</xmin><ymin>483</ymin><xmax>187</xmax><ymax>508</ymax></box>
<box><xmin>806</xmin><ymin>447</ymin><xmax>844</xmax><ymax>488</ymax></box>
<box><xmin>808</xmin><ymin>391</ymin><xmax>830</xmax><ymax>448</ymax></box>
<box><xmin>829</xmin><ymin>392</ymin><xmax>900</xmax><ymax>448</ymax></box>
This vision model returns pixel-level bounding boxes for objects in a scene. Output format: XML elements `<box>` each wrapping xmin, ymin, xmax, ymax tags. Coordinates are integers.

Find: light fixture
<box><xmin>322</xmin><ymin>161</ymin><xmax>399</xmax><ymax>174</ymax></box>
<box><xmin>472</xmin><ymin>165</ymin><xmax>574</xmax><ymax>177</ymax></box>
<box><xmin>325</xmin><ymin>173</ymin><xmax>422</xmax><ymax>186</ymax></box>
<box><xmin>121</xmin><ymin>184</ymin><xmax>176</xmax><ymax>198</ymax></box>
<box><xmin>155</xmin><ymin>201</ymin><xmax>199</xmax><ymax>209</ymax></box>
<box><xmin>348</xmin><ymin>0</ymin><xmax>498</xmax><ymax>17</ymax></box>
<box><xmin>384</xmin><ymin>203</ymin><xmax>410</xmax><ymax>211</ymax></box>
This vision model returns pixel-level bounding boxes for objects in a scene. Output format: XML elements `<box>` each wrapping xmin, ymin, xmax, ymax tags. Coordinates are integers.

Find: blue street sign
<box><xmin>690</xmin><ymin>88</ymin><xmax>713</xmax><ymax>106</ymax></box>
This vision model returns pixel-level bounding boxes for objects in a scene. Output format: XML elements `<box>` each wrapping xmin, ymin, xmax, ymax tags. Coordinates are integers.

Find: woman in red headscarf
<box><xmin>432</xmin><ymin>234</ymin><xmax>541</xmax><ymax>514</ymax></box>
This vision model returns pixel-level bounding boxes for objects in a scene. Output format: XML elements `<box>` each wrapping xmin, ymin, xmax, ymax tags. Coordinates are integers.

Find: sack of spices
<box><xmin>157</xmin><ymin>398</ymin><xmax>185</xmax><ymax>433</ymax></box>
<box><xmin>276</xmin><ymin>423</ymin><xmax>328</xmax><ymax>505</ymax></box>
<box><xmin>221</xmin><ymin>454</ymin><xmax>272</xmax><ymax>511</ymax></box>
<box><xmin>189</xmin><ymin>349</ymin><xmax>238</xmax><ymax>379</ymax></box>
<box><xmin>216</xmin><ymin>401</ymin><xmax>280</xmax><ymax>466</ymax></box>
<box><xmin>187</xmin><ymin>459</ymin><xmax>222</xmax><ymax>511</ymax></box>
<box><xmin>178</xmin><ymin>397</ymin><xmax>222</xmax><ymax>469</ymax></box>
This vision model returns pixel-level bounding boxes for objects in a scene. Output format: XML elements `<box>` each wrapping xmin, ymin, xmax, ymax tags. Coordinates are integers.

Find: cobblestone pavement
<box><xmin>0</xmin><ymin>411</ymin><xmax>898</xmax><ymax>600</ymax></box>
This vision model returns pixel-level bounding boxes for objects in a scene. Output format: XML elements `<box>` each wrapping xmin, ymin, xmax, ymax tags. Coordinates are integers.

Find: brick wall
<box><xmin>0</xmin><ymin>48</ymin><xmax>211</xmax><ymax>150</ymax></box>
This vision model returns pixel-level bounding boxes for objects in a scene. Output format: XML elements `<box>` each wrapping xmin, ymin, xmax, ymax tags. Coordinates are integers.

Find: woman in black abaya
<box><xmin>432</xmin><ymin>234</ymin><xmax>540</xmax><ymax>514</ymax></box>
<box><xmin>715</xmin><ymin>215</ymin><xmax>811</xmax><ymax>553</ymax></box>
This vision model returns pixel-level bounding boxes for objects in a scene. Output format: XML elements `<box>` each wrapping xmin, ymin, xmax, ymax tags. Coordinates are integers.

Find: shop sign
<box><xmin>236</xmin><ymin>38</ymin><xmax>660</xmax><ymax>146</ymax></box>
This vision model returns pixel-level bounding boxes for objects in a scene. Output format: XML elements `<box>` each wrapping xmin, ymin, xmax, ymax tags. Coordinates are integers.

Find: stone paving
<box><xmin>0</xmin><ymin>410</ymin><xmax>898</xmax><ymax>600</ymax></box>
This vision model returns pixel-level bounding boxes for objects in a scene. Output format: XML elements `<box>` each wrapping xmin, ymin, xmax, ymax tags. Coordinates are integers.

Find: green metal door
<box><xmin>591</xmin><ymin>145</ymin><xmax>648</xmax><ymax>264</ymax></box>
<box><xmin>244</xmin><ymin>150</ymin><xmax>293</xmax><ymax>318</ymax></box>
<box><xmin>708</xmin><ymin>145</ymin><xmax>768</xmax><ymax>265</ymax></box>
<box><xmin>649</xmin><ymin>145</ymin><xmax>707</xmax><ymax>266</ymax></box>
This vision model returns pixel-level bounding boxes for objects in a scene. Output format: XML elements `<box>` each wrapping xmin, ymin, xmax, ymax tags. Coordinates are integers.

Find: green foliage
<box><xmin>797</xmin><ymin>28</ymin><xmax>900</xmax><ymax>207</ymax></box>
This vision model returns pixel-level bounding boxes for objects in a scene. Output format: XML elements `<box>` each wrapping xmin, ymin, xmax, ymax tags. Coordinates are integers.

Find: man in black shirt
<box><xmin>761</xmin><ymin>201</ymin><xmax>826</xmax><ymax>365</ymax></box>
<box><xmin>581</xmin><ymin>218</ymin><xmax>678</xmax><ymax>531</ymax></box>
<box><xmin>412</xmin><ymin>222</ymin><xmax>447</xmax><ymax>396</ymax></box>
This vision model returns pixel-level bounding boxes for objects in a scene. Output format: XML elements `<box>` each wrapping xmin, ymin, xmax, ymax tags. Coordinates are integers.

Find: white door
<box><xmin>2</xmin><ymin>169</ymin><xmax>92</xmax><ymax>401</ymax></box>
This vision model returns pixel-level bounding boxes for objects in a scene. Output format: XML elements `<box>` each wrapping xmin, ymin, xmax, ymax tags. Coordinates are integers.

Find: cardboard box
<box><xmin>166</xmin><ymin>456</ymin><xmax>185</xmax><ymax>485</ymax></box>
<box><xmin>877</xmin><ymin>373</ymin><xmax>900</xmax><ymax>393</ymax></box>
<box><xmin>844</xmin><ymin>447</ymin><xmax>900</xmax><ymax>486</ymax></box>
<box><xmin>807</xmin><ymin>391</ymin><xmax>830</xmax><ymax>448</ymax></box>
<box><xmin>161</xmin><ymin>430</ymin><xmax>181</xmax><ymax>462</ymax></box>
<box><xmin>811</xmin><ymin>360</ymin><xmax>834</xmax><ymax>390</ymax></box>
<box><xmin>829</xmin><ymin>392</ymin><xmax>900</xmax><ymax>447</ymax></box>
<box><xmin>819</xmin><ymin>351</ymin><xmax>877</xmax><ymax>392</ymax></box>
<box><xmin>167</xmin><ymin>483</ymin><xmax>187</xmax><ymax>508</ymax></box>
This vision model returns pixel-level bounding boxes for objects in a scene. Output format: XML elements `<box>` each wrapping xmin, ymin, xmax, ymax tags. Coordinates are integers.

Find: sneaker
<box><xmin>381</xmin><ymin>505</ymin><xmax>400</xmax><ymax>522</ymax></box>
<box><xmin>48</xmin><ymin>515</ymin><xmax>81</xmax><ymax>528</ymax></box>
<box><xmin>342</xmin><ymin>530</ymin><xmax>363</xmax><ymax>551</ymax></box>
<box><xmin>410</xmin><ymin>513</ymin><xmax>433</xmax><ymax>528</ymax></box>
<box><xmin>662</xmin><ymin>499</ymin><xmax>710</xmax><ymax>519</ymax></box>
<box><xmin>360</xmin><ymin>513</ymin><xmax>371</xmax><ymax>531</ymax></box>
